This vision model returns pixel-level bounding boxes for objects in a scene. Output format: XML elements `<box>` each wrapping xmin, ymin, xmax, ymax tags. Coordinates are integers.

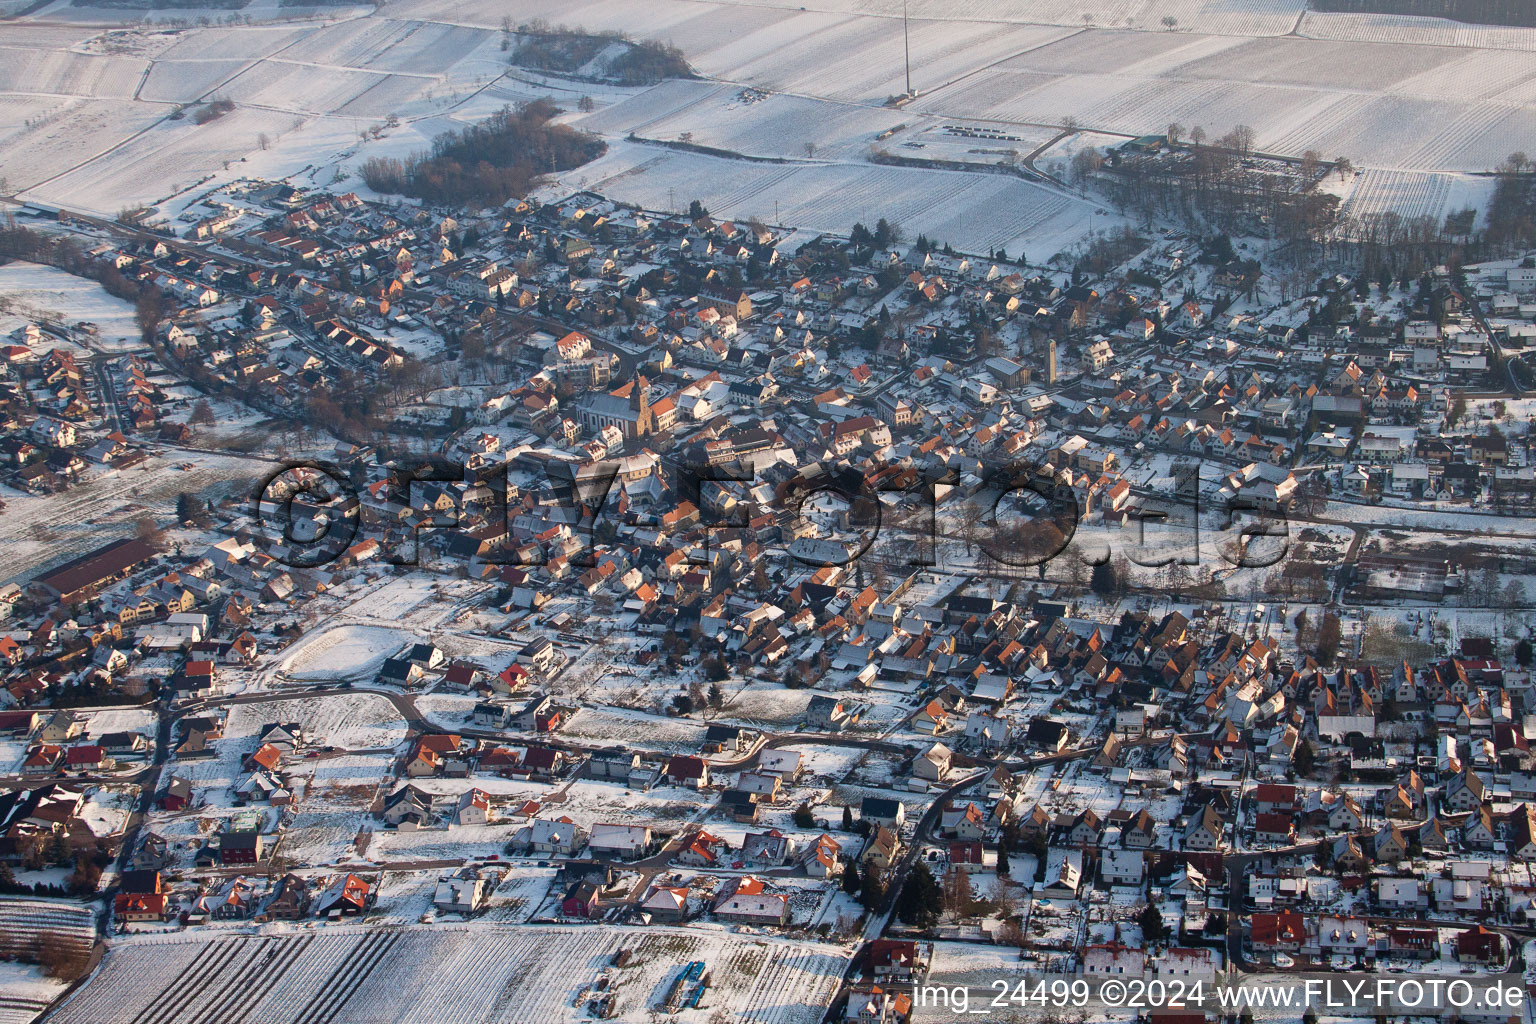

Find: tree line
<box><xmin>360</xmin><ymin>101</ymin><xmax>605</xmax><ymax>209</ymax></box>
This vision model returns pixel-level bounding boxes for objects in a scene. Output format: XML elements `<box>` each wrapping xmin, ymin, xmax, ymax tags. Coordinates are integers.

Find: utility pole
<box><xmin>903</xmin><ymin>0</ymin><xmax>912</xmax><ymax>97</ymax></box>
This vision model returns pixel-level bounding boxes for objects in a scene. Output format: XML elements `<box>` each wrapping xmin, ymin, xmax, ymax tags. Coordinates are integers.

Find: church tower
<box><xmin>630</xmin><ymin>375</ymin><xmax>653</xmax><ymax>437</ymax></box>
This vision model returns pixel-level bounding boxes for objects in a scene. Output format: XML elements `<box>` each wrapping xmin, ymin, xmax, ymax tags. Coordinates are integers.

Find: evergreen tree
<box><xmin>1090</xmin><ymin>560</ymin><xmax>1119</xmax><ymax>599</ymax></box>
<box><xmin>1137</xmin><ymin>902</ymin><xmax>1166</xmax><ymax>942</ymax></box>
<box><xmin>859</xmin><ymin>862</ymin><xmax>885</xmax><ymax>908</ymax></box>
<box><xmin>896</xmin><ymin>862</ymin><xmax>944</xmax><ymax>929</ymax></box>
<box><xmin>841</xmin><ymin>805</ymin><xmax>854</xmax><ymax>831</ymax></box>
<box><xmin>175</xmin><ymin>491</ymin><xmax>200</xmax><ymax>524</ymax></box>
<box><xmin>793</xmin><ymin>802</ymin><xmax>815</xmax><ymax>828</ymax></box>
<box><xmin>842</xmin><ymin>861</ymin><xmax>861</xmax><ymax>896</ymax></box>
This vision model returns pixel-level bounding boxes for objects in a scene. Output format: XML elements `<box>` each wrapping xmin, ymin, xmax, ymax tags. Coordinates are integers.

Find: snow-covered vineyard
<box><xmin>4</xmin><ymin>0</ymin><xmax>1535</xmax><ymax>232</ymax></box>
<box><xmin>47</xmin><ymin>926</ymin><xmax>850</xmax><ymax>1024</ymax></box>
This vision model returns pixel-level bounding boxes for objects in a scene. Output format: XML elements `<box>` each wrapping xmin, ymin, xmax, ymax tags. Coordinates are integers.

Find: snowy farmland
<box><xmin>564</xmin><ymin>141</ymin><xmax>1100</xmax><ymax>262</ymax></box>
<box><xmin>49</xmin><ymin>925</ymin><xmax>851</xmax><ymax>1024</ymax></box>
<box><xmin>0</xmin><ymin>0</ymin><xmax>1528</xmax><ymax>231</ymax></box>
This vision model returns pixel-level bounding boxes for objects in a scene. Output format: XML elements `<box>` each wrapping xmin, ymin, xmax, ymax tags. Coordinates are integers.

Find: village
<box><xmin>1</xmin><ymin>167</ymin><xmax>1536</xmax><ymax>1023</ymax></box>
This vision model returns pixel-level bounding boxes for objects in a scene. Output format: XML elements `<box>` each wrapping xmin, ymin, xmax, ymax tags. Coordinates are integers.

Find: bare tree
<box><xmin>257</xmin><ymin>132</ymin><xmax>270</xmax><ymax>151</ymax></box>
<box><xmin>1162</xmin><ymin>15</ymin><xmax>1178</xmax><ymax>29</ymax></box>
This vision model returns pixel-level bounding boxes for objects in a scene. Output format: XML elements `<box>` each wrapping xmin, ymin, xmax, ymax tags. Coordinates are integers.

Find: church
<box><xmin>578</xmin><ymin>376</ymin><xmax>655</xmax><ymax>441</ymax></box>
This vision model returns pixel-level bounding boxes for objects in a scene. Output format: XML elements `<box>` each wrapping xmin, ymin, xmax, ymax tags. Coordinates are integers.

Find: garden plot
<box><xmin>275</xmin><ymin>790</ymin><xmax>374</xmax><ymax>865</ymax></box>
<box><xmin>0</xmin><ymin>962</ymin><xmax>66</xmax><ymax>1024</ymax></box>
<box><xmin>782</xmin><ymin>744</ymin><xmax>867</xmax><ymax>784</ymax></box>
<box><xmin>342</xmin><ymin>573</ymin><xmax>462</xmax><ymax>622</ymax></box>
<box><xmin>0</xmin><ymin>94</ymin><xmax>78</xmax><ymax>148</ymax></box>
<box><xmin>481</xmin><ymin>863</ymin><xmax>557</xmax><ymax>920</ymax></box>
<box><xmin>684</xmin><ymin>14</ymin><xmax>1077</xmax><ymax>104</ymax></box>
<box><xmin>278</xmin><ymin>623</ymin><xmax>414</xmax><ymax>683</ymax></box>
<box><xmin>1412</xmin><ymin>49</ymin><xmax>1536</xmax><ymax>103</ymax></box>
<box><xmin>80</xmin><ymin>786</ymin><xmax>135</xmax><ymax>836</ymax></box>
<box><xmin>51</xmin><ymin>925</ymin><xmax>850</xmax><ymax>1024</ymax></box>
<box><xmin>332</xmin><ymin>74</ymin><xmax>444</xmax><ymax>119</ymax></box>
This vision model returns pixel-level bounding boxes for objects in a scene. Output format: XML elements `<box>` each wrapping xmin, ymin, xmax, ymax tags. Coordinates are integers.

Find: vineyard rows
<box><xmin>50</xmin><ymin>926</ymin><xmax>851</xmax><ymax>1024</ymax></box>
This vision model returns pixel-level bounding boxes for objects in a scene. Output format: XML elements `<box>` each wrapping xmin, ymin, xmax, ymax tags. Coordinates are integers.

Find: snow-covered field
<box><xmin>1</xmin><ymin>0</ymin><xmax>1525</xmax><ymax>230</ymax></box>
<box><xmin>278</xmin><ymin>624</ymin><xmax>413</xmax><ymax>683</ymax></box>
<box><xmin>51</xmin><ymin>924</ymin><xmax>850</xmax><ymax>1024</ymax></box>
<box><xmin>564</xmin><ymin>140</ymin><xmax>1101</xmax><ymax>262</ymax></box>
<box><xmin>226</xmin><ymin>692</ymin><xmax>408</xmax><ymax>750</ymax></box>
<box><xmin>0</xmin><ymin>447</ymin><xmax>273</xmax><ymax>585</ymax></box>
<box><xmin>0</xmin><ymin>261</ymin><xmax>144</xmax><ymax>352</ymax></box>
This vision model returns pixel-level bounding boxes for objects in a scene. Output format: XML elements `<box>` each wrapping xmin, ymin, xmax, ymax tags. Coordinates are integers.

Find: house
<box><xmin>640</xmin><ymin>885</ymin><xmax>691</xmax><ymax>922</ymax></box>
<box><xmin>254</xmin><ymin>874</ymin><xmax>310</xmax><ymax>921</ymax></box>
<box><xmin>702</xmin><ymin>723</ymin><xmax>755</xmax><ymax>754</ymax></box>
<box><xmin>1182</xmin><ymin>805</ymin><xmax>1225</xmax><ymax>851</ymax></box>
<box><xmin>562</xmin><ymin>881</ymin><xmax>602</xmax><ymax>919</ymax></box>
<box><xmin>1251</xmin><ymin>910</ymin><xmax>1307</xmax><ymax>952</ymax></box>
<box><xmin>313</xmin><ymin>873</ymin><xmax>370</xmax><ymax>917</ymax></box>
<box><xmin>914</xmin><ymin>743</ymin><xmax>951</xmax><ymax>782</ymax></box>
<box><xmin>1024</xmin><ymin>718</ymin><xmax>1069</xmax><ymax>752</ymax></box>
<box><xmin>865</xmin><ymin>939</ymin><xmax>930</xmax><ymax>985</ymax></box>
<box><xmin>114</xmin><ymin>892</ymin><xmax>166</xmax><ymax>923</ymax></box>
<box><xmin>1039</xmin><ymin>849</ymin><xmax>1083</xmax><ymax>899</ymax></box>
<box><xmin>218</xmin><ymin>831</ymin><xmax>263</xmax><ymax>865</ymax></box>
<box><xmin>665</xmin><ymin>755</ymin><xmax>710</xmax><ymax>789</ymax></box>
<box><xmin>714</xmin><ymin>890</ymin><xmax>789</xmax><ymax>926</ymax></box>
<box><xmin>676</xmin><ymin>830</ymin><xmax>729</xmax><ymax>868</ymax></box>
<box><xmin>159</xmin><ymin>776</ymin><xmax>193</xmax><ymax>811</ymax></box>
<box><xmin>861</xmin><ymin>796</ymin><xmax>905</xmax><ymax>829</ymax></box>
<box><xmin>757</xmin><ymin>749</ymin><xmax>803</xmax><ymax>780</ymax></box>
<box><xmin>807</xmin><ymin>695</ymin><xmax>860</xmax><ymax>732</ymax></box>
<box><xmin>588</xmin><ymin>823</ymin><xmax>652</xmax><ymax>859</ymax></box>
<box><xmin>1455</xmin><ymin>925</ymin><xmax>1503</xmax><ymax>964</ymax></box>
<box><xmin>741</xmin><ymin>829</ymin><xmax>797</xmax><ymax>867</ymax></box>
<box><xmin>382</xmin><ymin>785</ymin><xmax>433</xmax><ymax>828</ymax></box>
<box><xmin>1253</xmin><ymin>813</ymin><xmax>1295</xmax><ymax>844</ymax></box>
<box><xmin>939</xmin><ymin>803</ymin><xmax>986</xmax><ymax>842</ymax></box>
<box><xmin>455</xmin><ymin>789</ymin><xmax>492</xmax><ymax>826</ymax></box>
<box><xmin>1101</xmin><ymin>847</ymin><xmax>1146</xmax><ymax>886</ymax></box>
<box><xmin>861</xmin><ymin>827</ymin><xmax>900</xmax><ymax>871</ymax></box>
<box><xmin>433</xmin><ymin>871</ymin><xmax>488</xmax><ymax>915</ymax></box>
<box><xmin>1083</xmin><ymin>944</ymin><xmax>1145</xmax><ymax>976</ymax></box>
<box><xmin>846</xmin><ymin>987</ymin><xmax>913</xmax><ymax>1024</ymax></box>
<box><xmin>519</xmin><ymin>816</ymin><xmax>587</xmax><ymax>856</ymax></box>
